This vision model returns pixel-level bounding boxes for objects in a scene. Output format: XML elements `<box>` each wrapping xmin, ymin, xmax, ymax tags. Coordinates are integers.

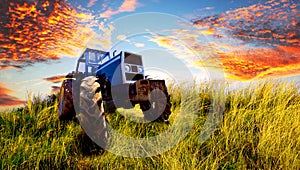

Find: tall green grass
<box><xmin>0</xmin><ymin>80</ymin><xmax>299</xmax><ymax>169</ymax></box>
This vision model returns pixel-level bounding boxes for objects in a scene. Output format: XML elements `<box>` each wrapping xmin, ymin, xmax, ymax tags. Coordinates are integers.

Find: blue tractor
<box><xmin>58</xmin><ymin>48</ymin><xmax>172</xmax><ymax>122</ymax></box>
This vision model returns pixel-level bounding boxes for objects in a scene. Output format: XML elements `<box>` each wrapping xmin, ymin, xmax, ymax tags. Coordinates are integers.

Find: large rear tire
<box><xmin>58</xmin><ymin>79</ymin><xmax>75</xmax><ymax>120</ymax></box>
<box><xmin>78</xmin><ymin>76</ymin><xmax>108</xmax><ymax>148</ymax></box>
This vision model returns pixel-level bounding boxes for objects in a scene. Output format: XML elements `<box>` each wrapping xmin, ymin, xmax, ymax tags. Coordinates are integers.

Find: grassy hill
<box><xmin>1</xmin><ymin>81</ymin><xmax>299</xmax><ymax>169</ymax></box>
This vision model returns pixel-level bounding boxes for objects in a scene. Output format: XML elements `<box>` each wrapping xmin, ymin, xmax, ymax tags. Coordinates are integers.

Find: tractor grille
<box><xmin>131</xmin><ymin>65</ymin><xmax>138</xmax><ymax>72</ymax></box>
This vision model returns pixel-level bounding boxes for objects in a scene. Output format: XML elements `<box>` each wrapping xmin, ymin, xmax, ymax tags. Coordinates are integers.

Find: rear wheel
<box><xmin>58</xmin><ymin>79</ymin><xmax>75</xmax><ymax>120</ymax></box>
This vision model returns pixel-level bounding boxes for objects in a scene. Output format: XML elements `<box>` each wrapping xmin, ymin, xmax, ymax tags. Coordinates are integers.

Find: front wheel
<box><xmin>77</xmin><ymin>76</ymin><xmax>108</xmax><ymax>148</ymax></box>
<box><xmin>142</xmin><ymin>88</ymin><xmax>172</xmax><ymax>122</ymax></box>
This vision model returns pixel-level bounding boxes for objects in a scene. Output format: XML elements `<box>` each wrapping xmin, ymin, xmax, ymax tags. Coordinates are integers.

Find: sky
<box><xmin>0</xmin><ymin>0</ymin><xmax>299</xmax><ymax>111</ymax></box>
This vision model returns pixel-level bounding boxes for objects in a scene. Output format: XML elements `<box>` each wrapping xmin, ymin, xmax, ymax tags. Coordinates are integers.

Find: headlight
<box><xmin>125</xmin><ymin>64</ymin><xmax>131</xmax><ymax>72</ymax></box>
<box><xmin>138</xmin><ymin>67</ymin><xmax>143</xmax><ymax>73</ymax></box>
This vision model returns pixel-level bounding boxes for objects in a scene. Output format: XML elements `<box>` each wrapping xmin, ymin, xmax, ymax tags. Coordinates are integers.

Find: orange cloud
<box><xmin>0</xmin><ymin>85</ymin><xmax>26</xmax><ymax>106</ymax></box>
<box><xmin>0</xmin><ymin>0</ymin><xmax>96</xmax><ymax>69</ymax></box>
<box><xmin>100</xmin><ymin>0</ymin><xmax>140</xmax><ymax>18</ymax></box>
<box><xmin>43</xmin><ymin>75</ymin><xmax>67</xmax><ymax>83</ymax></box>
<box><xmin>217</xmin><ymin>46</ymin><xmax>300</xmax><ymax>81</ymax></box>
<box><xmin>0</xmin><ymin>65</ymin><xmax>23</xmax><ymax>70</ymax></box>
<box><xmin>149</xmin><ymin>26</ymin><xmax>300</xmax><ymax>81</ymax></box>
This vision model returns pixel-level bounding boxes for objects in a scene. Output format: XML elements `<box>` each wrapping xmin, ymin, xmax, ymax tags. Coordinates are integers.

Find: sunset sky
<box><xmin>0</xmin><ymin>0</ymin><xmax>299</xmax><ymax>111</ymax></box>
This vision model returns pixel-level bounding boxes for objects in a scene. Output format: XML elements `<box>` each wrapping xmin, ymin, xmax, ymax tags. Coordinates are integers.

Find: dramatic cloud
<box><xmin>43</xmin><ymin>75</ymin><xmax>66</xmax><ymax>83</ymax></box>
<box><xmin>193</xmin><ymin>0</ymin><xmax>299</xmax><ymax>47</ymax></box>
<box><xmin>0</xmin><ymin>0</ymin><xmax>96</xmax><ymax>69</ymax></box>
<box><xmin>100</xmin><ymin>0</ymin><xmax>140</xmax><ymax>18</ymax></box>
<box><xmin>0</xmin><ymin>85</ymin><xmax>26</xmax><ymax>106</ymax></box>
<box><xmin>151</xmin><ymin>28</ymin><xmax>300</xmax><ymax>81</ymax></box>
<box><xmin>217</xmin><ymin>46</ymin><xmax>300</xmax><ymax>81</ymax></box>
<box><xmin>187</xmin><ymin>0</ymin><xmax>300</xmax><ymax>81</ymax></box>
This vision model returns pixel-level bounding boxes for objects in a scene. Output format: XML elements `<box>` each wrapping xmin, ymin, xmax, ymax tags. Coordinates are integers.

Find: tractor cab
<box><xmin>75</xmin><ymin>48</ymin><xmax>110</xmax><ymax>77</ymax></box>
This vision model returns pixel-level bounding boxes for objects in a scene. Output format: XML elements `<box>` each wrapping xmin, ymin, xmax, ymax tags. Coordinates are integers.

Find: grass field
<box><xmin>0</xmin><ymin>80</ymin><xmax>299</xmax><ymax>169</ymax></box>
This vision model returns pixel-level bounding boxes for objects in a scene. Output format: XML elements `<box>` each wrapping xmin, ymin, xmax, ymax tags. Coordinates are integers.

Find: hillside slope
<box><xmin>1</xmin><ymin>81</ymin><xmax>299</xmax><ymax>169</ymax></box>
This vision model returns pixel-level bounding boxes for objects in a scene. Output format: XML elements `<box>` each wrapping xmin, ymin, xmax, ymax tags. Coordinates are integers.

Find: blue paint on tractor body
<box><xmin>75</xmin><ymin>48</ymin><xmax>144</xmax><ymax>86</ymax></box>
